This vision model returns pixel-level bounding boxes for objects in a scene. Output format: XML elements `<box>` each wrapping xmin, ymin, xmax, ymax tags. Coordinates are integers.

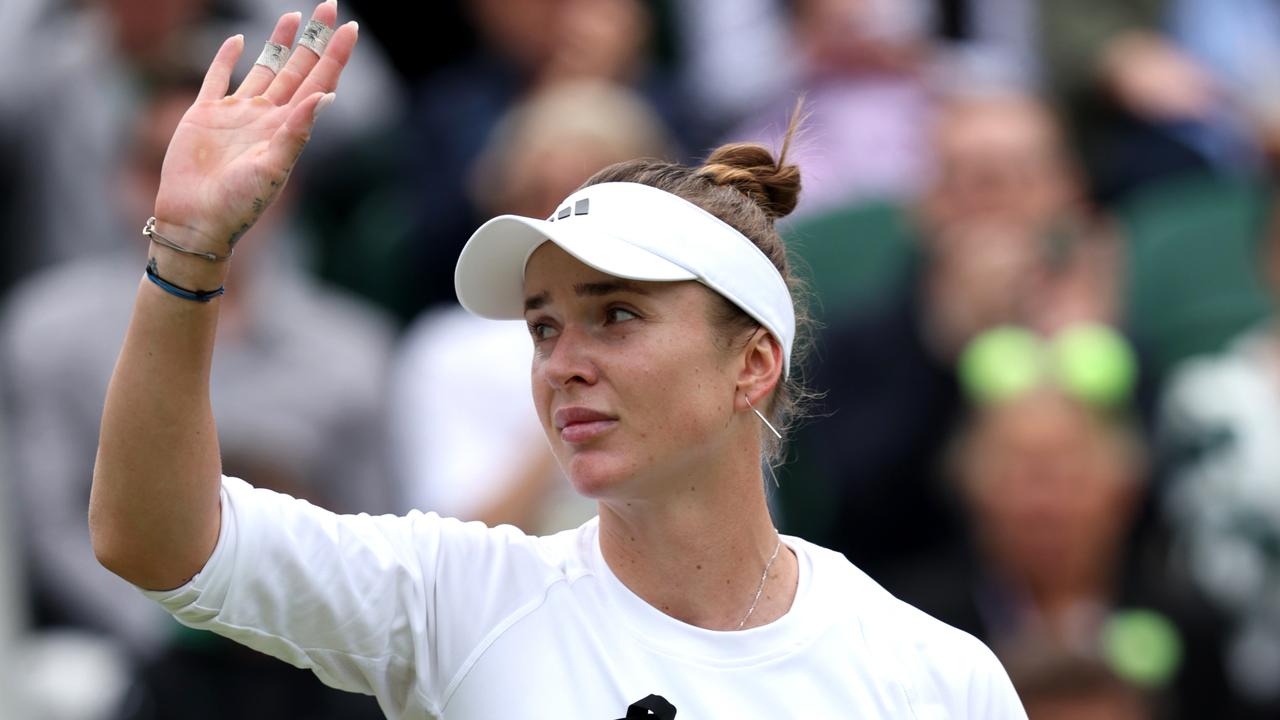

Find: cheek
<box><xmin>530</xmin><ymin>368</ymin><xmax>554</xmax><ymax>432</ymax></box>
<box><xmin>629</xmin><ymin>347</ymin><xmax>733</xmax><ymax>444</ymax></box>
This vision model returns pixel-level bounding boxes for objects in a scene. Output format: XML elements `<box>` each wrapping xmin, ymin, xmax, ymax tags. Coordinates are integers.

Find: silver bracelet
<box><xmin>142</xmin><ymin>217</ymin><xmax>233</xmax><ymax>263</ymax></box>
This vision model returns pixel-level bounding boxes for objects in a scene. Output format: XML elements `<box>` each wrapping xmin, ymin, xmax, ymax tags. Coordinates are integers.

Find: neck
<box><xmin>595</xmin><ymin>441</ymin><xmax>798</xmax><ymax>631</ymax></box>
<box><xmin>1007</xmin><ymin>557</ymin><xmax>1117</xmax><ymax>623</ymax></box>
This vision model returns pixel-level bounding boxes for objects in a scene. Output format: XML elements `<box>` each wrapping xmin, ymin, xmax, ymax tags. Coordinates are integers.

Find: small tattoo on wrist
<box><xmin>228</xmin><ymin>222</ymin><xmax>251</xmax><ymax>248</ymax></box>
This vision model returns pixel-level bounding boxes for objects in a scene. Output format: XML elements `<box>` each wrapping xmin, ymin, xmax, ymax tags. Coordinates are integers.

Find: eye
<box><xmin>527</xmin><ymin>320</ymin><xmax>559</xmax><ymax>342</ymax></box>
<box><xmin>605</xmin><ymin>306</ymin><xmax>639</xmax><ymax>325</ymax></box>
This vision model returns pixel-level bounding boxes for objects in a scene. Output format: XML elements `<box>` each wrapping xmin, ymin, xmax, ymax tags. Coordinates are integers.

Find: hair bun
<box><xmin>699</xmin><ymin>143</ymin><xmax>801</xmax><ymax>221</ymax></box>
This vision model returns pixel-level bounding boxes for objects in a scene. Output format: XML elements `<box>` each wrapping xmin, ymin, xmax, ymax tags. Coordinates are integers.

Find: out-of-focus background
<box><xmin>0</xmin><ymin>0</ymin><xmax>1278</xmax><ymax>718</ymax></box>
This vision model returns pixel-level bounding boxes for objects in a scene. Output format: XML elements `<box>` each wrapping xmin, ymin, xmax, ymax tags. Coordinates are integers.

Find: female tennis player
<box><xmin>91</xmin><ymin>3</ymin><xmax>1026</xmax><ymax>717</ymax></box>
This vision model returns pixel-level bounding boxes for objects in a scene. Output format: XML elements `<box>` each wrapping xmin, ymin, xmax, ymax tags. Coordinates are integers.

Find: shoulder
<box><xmin>397</xmin><ymin>309</ymin><xmax>530</xmax><ymax>381</ymax></box>
<box><xmin>803</xmin><ymin>540</ymin><xmax>984</xmax><ymax>651</ymax></box>
<box><xmin>3</xmin><ymin>254</ymin><xmax>135</xmax><ymax>328</ymax></box>
<box><xmin>1162</xmin><ymin>327</ymin><xmax>1276</xmax><ymax>411</ymax></box>
<box><xmin>797</xmin><ymin>539</ymin><xmax>1025</xmax><ymax>717</ymax></box>
<box><xmin>261</xmin><ymin>271</ymin><xmax>398</xmax><ymax>403</ymax></box>
<box><xmin>1</xmin><ymin>254</ymin><xmax>136</xmax><ymax>368</ymax></box>
<box><xmin>288</xmin><ymin>275</ymin><xmax>397</xmax><ymax>357</ymax></box>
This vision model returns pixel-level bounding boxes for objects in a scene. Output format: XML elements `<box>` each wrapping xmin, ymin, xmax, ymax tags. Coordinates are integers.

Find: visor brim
<box><xmin>455</xmin><ymin>215</ymin><xmax>698</xmax><ymax>319</ymax></box>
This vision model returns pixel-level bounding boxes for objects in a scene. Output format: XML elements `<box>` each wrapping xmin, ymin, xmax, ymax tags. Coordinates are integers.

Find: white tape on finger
<box><xmin>254</xmin><ymin>42</ymin><xmax>291</xmax><ymax>74</ymax></box>
<box><xmin>298</xmin><ymin>20</ymin><xmax>334</xmax><ymax>56</ymax></box>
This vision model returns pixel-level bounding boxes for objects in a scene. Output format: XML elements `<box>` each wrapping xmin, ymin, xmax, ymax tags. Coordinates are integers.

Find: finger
<box><xmin>265</xmin><ymin>92</ymin><xmax>334</xmax><ymax>174</ymax></box>
<box><xmin>233</xmin><ymin>12</ymin><xmax>303</xmax><ymax>98</ymax></box>
<box><xmin>263</xmin><ymin>0</ymin><xmax>339</xmax><ymax>105</ymax></box>
<box><xmin>283</xmin><ymin>21</ymin><xmax>358</xmax><ymax>107</ymax></box>
<box><xmin>197</xmin><ymin>34</ymin><xmax>245</xmax><ymax>102</ymax></box>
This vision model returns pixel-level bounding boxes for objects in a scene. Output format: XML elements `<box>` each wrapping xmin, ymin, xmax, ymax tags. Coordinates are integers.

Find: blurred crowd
<box><xmin>1</xmin><ymin>0</ymin><xmax>1279</xmax><ymax>718</ymax></box>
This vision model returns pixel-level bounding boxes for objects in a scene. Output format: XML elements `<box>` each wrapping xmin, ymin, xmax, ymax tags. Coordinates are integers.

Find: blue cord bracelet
<box><xmin>145</xmin><ymin>261</ymin><xmax>225</xmax><ymax>303</ymax></box>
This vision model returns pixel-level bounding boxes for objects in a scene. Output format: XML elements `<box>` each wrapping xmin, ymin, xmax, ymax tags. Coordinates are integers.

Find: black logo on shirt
<box><xmin>615</xmin><ymin>694</ymin><xmax>676</xmax><ymax>719</ymax></box>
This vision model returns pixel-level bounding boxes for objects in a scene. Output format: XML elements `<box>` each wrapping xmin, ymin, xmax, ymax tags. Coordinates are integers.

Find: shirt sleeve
<box><xmin>962</xmin><ymin>640</ymin><xmax>1028</xmax><ymax>719</ymax></box>
<box><xmin>876</xmin><ymin>595</ymin><xmax>1028</xmax><ymax>719</ymax></box>
<box><xmin>141</xmin><ymin>476</ymin><xmax>552</xmax><ymax>718</ymax></box>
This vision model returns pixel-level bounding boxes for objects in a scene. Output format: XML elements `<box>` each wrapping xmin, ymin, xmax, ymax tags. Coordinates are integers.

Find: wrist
<box><xmin>150</xmin><ymin>218</ymin><xmax>234</xmax><ymax>259</ymax></box>
<box><xmin>148</xmin><ymin>242</ymin><xmax>231</xmax><ymax>293</ymax></box>
<box><xmin>145</xmin><ymin>259</ymin><xmax>225</xmax><ymax>303</ymax></box>
<box><xmin>144</xmin><ymin>217</ymin><xmax>235</xmax><ymax>291</ymax></box>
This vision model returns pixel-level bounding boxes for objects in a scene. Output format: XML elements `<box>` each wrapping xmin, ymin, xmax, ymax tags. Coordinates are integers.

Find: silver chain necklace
<box><xmin>737</xmin><ymin>536</ymin><xmax>783</xmax><ymax>630</ymax></box>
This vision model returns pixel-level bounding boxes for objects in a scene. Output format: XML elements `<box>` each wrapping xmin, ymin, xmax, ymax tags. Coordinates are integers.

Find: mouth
<box><xmin>554</xmin><ymin>407</ymin><xmax>619</xmax><ymax>444</ymax></box>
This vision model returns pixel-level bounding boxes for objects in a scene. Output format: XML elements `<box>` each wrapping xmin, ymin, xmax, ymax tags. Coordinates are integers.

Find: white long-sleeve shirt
<box><xmin>144</xmin><ymin>476</ymin><xmax>1027</xmax><ymax>719</ymax></box>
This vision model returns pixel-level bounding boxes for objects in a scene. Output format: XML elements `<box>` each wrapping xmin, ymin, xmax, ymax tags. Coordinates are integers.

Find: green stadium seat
<box><xmin>781</xmin><ymin>200</ymin><xmax>916</xmax><ymax>327</ymax></box>
<box><xmin>1120</xmin><ymin>172</ymin><xmax>1275</xmax><ymax>381</ymax></box>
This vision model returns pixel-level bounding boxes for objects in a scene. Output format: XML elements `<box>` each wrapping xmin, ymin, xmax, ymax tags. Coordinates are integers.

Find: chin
<box><xmin>559</xmin><ymin>450</ymin><xmax>639</xmax><ymax>500</ymax></box>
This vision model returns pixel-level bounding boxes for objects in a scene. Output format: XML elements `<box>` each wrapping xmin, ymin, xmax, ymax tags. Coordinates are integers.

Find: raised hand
<box><xmin>151</xmin><ymin>1</ymin><xmax>357</xmax><ymax>256</ymax></box>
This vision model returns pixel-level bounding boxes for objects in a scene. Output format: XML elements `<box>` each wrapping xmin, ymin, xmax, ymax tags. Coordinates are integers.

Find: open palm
<box><xmin>153</xmin><ymin>2</ymin><xmax>357</xmax><ymax>252</ymax></box>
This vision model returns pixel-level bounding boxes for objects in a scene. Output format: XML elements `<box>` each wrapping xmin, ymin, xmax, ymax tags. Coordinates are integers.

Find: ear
<box><xmin>733</xmin><ymin>328</ymin><xmax>784</xmax><ymax>412</ymax></box>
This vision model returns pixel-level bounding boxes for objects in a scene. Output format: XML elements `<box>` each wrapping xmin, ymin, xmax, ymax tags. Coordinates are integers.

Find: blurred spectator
<box><xmin>399</xmin><ymin>0</ymin><xmax>686</xmax><ymax>313</ymax></box>
<box><xmin>895</xmin><ymin>332</ymin><xmax>1237</xmax><ymax>717</ymax></box>
<box><xmin>0</xmin><ymin>0</ymin><xmax>217</xmax><ymax>287</ymax></box>
<box><xmin>669</xmin><ymin>0</ymin><xmax>793</xmax><ymax>130</ymax></box>
<box><xmin>728</xmin><ymin>0</ymin><xmax>935</xmax><ymax>218</ymax></box>
<box><xmin>795</xmin><ymin>90</ymin><xmax>1116</xmax><ymax>575</ymax></box>
<box><xmin>0</xmin><ymin>63</ymin><xmax>395</xmax><ymax>718</ymax></box>
<box><xmin>466</xmin><ymin>80</ymin><xmax>676</xmax><ymax>220</ymax></box>
<box><xmin>0</xmin><ymin>0</ymin><xmax>402</xmax><ymax>299</ymax></box>
<box><xmin>932</xmin><ymin>0</ymin><xmax>1041</xmax><ymax>89</ymax></box>
<box><xmin>1168</xmin><ymin>0</ymin><xmax>1280</xmax><ymax>168</ymax></box>
<box><xmin>0</xmin><ymin>399</ymin><xmax>30</xmax><ymax>719</ymax></box>
<box><xmin>1039</xmin><ymin>0</ymin><xmax>1261</xmax><ymax>203</ymax></box>
<box><xmin>1157</xmin><ymin>191</ymin><xmax>1280</xmax><ymax>712</ymax></box>
<box><xmin>392</xmin><ymin>80</ymin><xmax>673</xmax><ymax>534</ymax></box>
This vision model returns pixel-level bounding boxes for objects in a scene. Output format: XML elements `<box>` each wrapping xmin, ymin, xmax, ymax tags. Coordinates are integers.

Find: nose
<box><xmin>539</xmin><ymin>323</ymin><xmax>599</xmax><ymax>390</ymax></box>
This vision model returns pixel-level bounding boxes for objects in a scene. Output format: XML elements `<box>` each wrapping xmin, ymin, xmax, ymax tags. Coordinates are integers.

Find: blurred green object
<box><xmin>1051</xmin><ymin>324</ymin><xmax>1137</xmax><ymax>407</ymax></box>
<box><xmin>781</xmin><ymin>200</ymin><xmax>915</xmax><ymax>325</ymax></box>
<box><xmin>959</xmin><ymin>326</ymin><xmax>1043</xmax><ymax>403</ymax></box>
<box><xmin>1102</xmin><ymin>609</ymin><xmax>1184</xmax><ymax>689</ymax></box>
<box><xmin>1120</xmin><ymin>172</ymin><xmax>1274</xmax><ymax>381</ymax></box>
<box><xmin>958</xmin><ymin>323</ymin><xmax>1137</xmax><ymax>407</ymax></box>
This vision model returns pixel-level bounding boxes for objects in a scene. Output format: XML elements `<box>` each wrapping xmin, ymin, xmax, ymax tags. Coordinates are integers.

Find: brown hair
<box><xmin>579</xmin><ymin>105</ymin><xmax>815</xmax><ymax>464</ymax></box>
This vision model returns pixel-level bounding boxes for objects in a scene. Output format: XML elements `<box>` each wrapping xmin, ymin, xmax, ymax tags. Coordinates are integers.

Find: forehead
<box><xmin>524</xmin><ymin>242</ymin><xmax>615</xmax><ymax>285</ymax></box>
<box><xmin>934</xmin><ymin>98</ymin><xmax>1059</xmax><ymax>160</ymax></box>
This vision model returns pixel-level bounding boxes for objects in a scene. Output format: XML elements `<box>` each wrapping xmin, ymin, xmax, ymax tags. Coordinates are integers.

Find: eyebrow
<box><xmin>524</xmin><ymin>292</ymin><xmax>549</xmax><ymax>312</ymax></box>
<box><xmin>523</xmin><ymin>280</ymin><xmax>650</xmax><ymax>312</ymax></box>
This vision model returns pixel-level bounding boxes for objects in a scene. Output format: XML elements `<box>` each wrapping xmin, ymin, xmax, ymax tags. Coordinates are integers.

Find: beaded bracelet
<box><xmin>145</xmin><ymin>260</ymin><xmax>225</xmax><ymax>303</ymax></box>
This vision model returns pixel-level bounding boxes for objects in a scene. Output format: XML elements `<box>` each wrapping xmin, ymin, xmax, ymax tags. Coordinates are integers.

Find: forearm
<box><xmin>91</xmin><ymin>240</ymin><xmax>229</xmax><ymax>590</ymax></box>
<box><xmin>91</xmin><ymin>3</ymin><xmax>354</xmax><ymax>589</ymax></box>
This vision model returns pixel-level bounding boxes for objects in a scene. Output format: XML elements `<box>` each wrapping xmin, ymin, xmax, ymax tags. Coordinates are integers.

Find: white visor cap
<box><xmin>455</xmin><ymin>182</ymin><xmax>796</xmax><ymax>376</ymax></box>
